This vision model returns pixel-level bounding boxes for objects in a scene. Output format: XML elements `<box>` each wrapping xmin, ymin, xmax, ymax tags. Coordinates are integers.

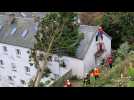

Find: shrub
<box><xmin>128</xmin><ymin>67</ymin><xmax>134</xmax><ymax>78</ymax></box>
<box><xmin>42</xmin><ymin>68</ymin><xmax>51</xmax><ymax>77</ymax></box>
<box><xmin>39</xmin><ymin>82</ymin><xmax>45</xmax><ymax>87</ymax></box>
<box><xmin>127</xmin><ymin>81</ymin><xmax>134</xmax><ymax>87</ymax></box>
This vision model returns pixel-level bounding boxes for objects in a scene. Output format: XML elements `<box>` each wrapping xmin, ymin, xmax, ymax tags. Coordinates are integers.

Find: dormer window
<box><xmin>21</xmin><ymin>29</ymin><xmax>28</xmax><ymax>38</ymax></box>
<box><xmin>11</xmin><ymin>27</ymin><xmax>17</xmax><ymax>35</ymax></box>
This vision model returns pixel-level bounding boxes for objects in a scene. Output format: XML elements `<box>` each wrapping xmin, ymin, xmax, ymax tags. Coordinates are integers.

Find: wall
<box><xmin>83</xmin><ymin>36</ymin><xmax>97</xmax><ymax>74</ymax></box>
<box><xmin>62</xmin><ymin>56</ymin><xmax>84</xmax><ymax>79</ymax></box>
<box><xmin>0</xmin><ymin>43</ymin><xmax>37</xmax><ymax>87</ymax></box>
<box><xmin>102</xmin><ymin>34</ymin><xmax>112</xmax><ymax>57</ymax></box>
<box><xmin>48</xmin><ymin>61</ymin><xmax>70</xmax><ymax>77</ymax></box>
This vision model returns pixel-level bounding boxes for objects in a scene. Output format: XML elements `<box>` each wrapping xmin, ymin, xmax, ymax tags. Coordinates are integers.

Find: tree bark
<box><xmin>34</xmin><ymin>69</ymin><xmax>44</xmax><ymax>87</ymax></box>
<box><xmin>33</xmin><ymin>53</ymin><xmax>48</xmax><ymax>87</ymax></box>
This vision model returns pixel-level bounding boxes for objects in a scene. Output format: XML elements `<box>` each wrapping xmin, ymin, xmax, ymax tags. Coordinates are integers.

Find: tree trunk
<box><xmin>32</xmin><ymin>51</ymin><xmax>48</xmax><ymax>87</ymax></box>
<box><xmin>34</xmin><ymin>70</ymin><xmax>44</xmax><ymax>87</ymax></box>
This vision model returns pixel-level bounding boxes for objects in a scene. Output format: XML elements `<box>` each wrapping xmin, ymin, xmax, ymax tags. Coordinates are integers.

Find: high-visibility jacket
<box><xmin>94</xmin><ymin>68</ymin><xmax>100</xmax><ymax>76</ymax></box>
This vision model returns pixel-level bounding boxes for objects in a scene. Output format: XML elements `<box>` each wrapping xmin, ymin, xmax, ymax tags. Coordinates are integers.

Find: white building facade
<box><xmin>0</xmin><ymin>43</ymin><xmax>37</xmax><ymax>87</ymax></box>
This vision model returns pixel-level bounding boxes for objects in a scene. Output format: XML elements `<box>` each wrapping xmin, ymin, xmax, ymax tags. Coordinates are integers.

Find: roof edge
<box><xmin>104</xmin><ymin>32</ymin><xmax>112</xmax><ymax>40</ymax></box>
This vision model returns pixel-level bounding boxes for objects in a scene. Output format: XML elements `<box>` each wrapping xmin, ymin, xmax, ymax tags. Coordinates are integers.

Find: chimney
<box><xmin>8</xmin><ymin>13</ymin><xmax>16</xmax><ymax>24</ymax></box>
<box><xmin>33</xmin><ymin>15</ymin><xmax>40</xmax><ymax>23</ymax></box>
<box><xmin>20</xmin><ymin>12</ymin><xmax>26</xmax><ymax>17</ymax></box>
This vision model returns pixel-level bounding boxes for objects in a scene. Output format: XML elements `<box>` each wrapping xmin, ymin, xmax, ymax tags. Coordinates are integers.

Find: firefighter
<box><xmin>94</xmin><ymin>67</ymin><xmax>100</xmax><ymax>80</ymax></box>
<box><xmin>108</xmin><ymin>56</ymin><xmax>113</xmax><ymax>69</ymax></box>
<box><xmin>83</xmin><ymin>73</ymin><xmax>89</xmax><ymax>86</ymax></box>
<box><xmin>98</xmin><ymin>26</ymin><xmax>104</xmax><ymax>41</ymax></box>
<box><xmin>64</xmin><ymin>80</ymin><xmax>72</xmax><ymax>87</ymax></box>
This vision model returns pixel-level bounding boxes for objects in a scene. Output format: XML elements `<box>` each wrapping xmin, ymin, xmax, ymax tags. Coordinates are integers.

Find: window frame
<box><xmin>0</xmin><ymin>60</ymin><xmax>4</xmax><ymax>65</ymax></box>
<box><xmin>3</xmin><ymin>46</ymin><xmax>8</xmax><ymax>52</ymax></box>
<box><xmin>25</xmin><ymin>66</ymin><xmax>30</xmax><ymax>73</ymax></box>
<box><xmin>16</xmin><ymin>49</ymin><xmax>21</xmax><ymax>55</ymax></box>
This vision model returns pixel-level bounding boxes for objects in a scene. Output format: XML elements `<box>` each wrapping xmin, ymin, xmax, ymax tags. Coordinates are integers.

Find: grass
<box><xmin>127</xmin><ymin>81</ymin><xmax>134</xmax><ymax>87</ymax></box>
<box><xmin>128</xmin><ymin>67</ymin><xmax>134</xmax><ymax>77</ymax></box>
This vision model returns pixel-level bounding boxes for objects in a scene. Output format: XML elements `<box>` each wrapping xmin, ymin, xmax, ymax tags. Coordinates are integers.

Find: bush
<box><xmin>101</xmin><ymin>12</ymin><xmax>134</xmax><ymax>49</ymax></box>
<box><xmin>127</xmin><ymin>81</ymin><xmax>134</xmax><ymax>87</ymax></box>
<box><xmin>44</xmin><ymin>68</ymin><xmax>51</xmax><ymax>74</ymax></box>
<box><xmin>39</xmin><ymin>82</ymin><xmax>45</xmax><ymax>87</ymax></box>
<box><xmin>128</xmin><ymin>67</ymin><xmax>134</xmax><ymax>78</ymax></box>
<box><xmin>42</xmin><ymin>68</ymin><xmax>51</xmax><ymax>77</ymax></box>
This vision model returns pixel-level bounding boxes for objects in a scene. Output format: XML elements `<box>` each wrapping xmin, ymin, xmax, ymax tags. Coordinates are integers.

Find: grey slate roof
<box><xmin>76</xmin><ymin>25</ymin><xmax>98</xmax><ymax>59</ymax></box>
<box><xmin>0</xmin><ymin>12</ymin><xmax>47</xmax><ymax>18</ymax></box>
<box><xmin>0</xmin><ymin>15</ymin><xmax>37</xmax><ymax>48</ymax></box>
<box><xmin>76</xmin><ymin>25</ymin><xmax>112</xmax><ymax>59</ymax></box>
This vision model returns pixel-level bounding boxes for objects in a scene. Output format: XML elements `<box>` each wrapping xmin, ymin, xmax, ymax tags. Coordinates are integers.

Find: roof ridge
<box><xmin>0</xmin><ymin>15</ymin><xmax>34</xmax><ymax>21</ymax></box>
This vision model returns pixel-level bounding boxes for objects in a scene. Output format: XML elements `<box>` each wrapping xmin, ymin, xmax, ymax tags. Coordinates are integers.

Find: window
<box><xmin>8</xmin><ymin>76</ymin><xmax>13</xmax><ymax>81</ymax></box>
<box><xmin>11</xmin><ymin>27</ymin><xmax>17</xmax><ymax>35</ymax></box>
<box><xmin>16</xmin><ymin>49</ymin><xmax>21</xmax><ymax>55</ymax></box>
<box><xmin>47</xmin><ymin>56</ymin><xmax>52</xmax><ymax>61</ymax></box>
<box><xmin>0</xmin><ymin>60</ymin><xmax>4</xmax><ymax>65</ymax></box>
<box><xmin>21</xmin><ymin>29</ymin><xmax>28</xmax><ymax>38</ymax></box>
<box><xmin>20</xmin><ymin>12</ymin><xmax>26</xmax><ymax>17</ymax></box>
<box><xmin>11</xmin><ymin>63</ymin><xmax>16</xmax><ymax>68</ymax></box>
<box><xmin>25</xmin><ymin>66</ymin><xmax>30</xmax><ymax>72</ymax></box>
<box><xmin>11</xmin><ymin>63</ymin><xmax>17</xmax><ymax>72</ymax></box>
<box><xmin>3</xmin><ymin>46</ymin><xmax>7</xmax><ymax>52</ymax></box>
<box><xmin>20</xmin><ymin>80</ymin><xmax>25</xmax><ymax>84</ymax></box>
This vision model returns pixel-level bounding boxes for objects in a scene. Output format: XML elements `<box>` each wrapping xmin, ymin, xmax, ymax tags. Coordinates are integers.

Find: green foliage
<box><xmin>101</xmin><ymin>12</ymin><xmax>134</xmax><ymax>49</ymax></box>
<box><xmin>116</xmin><ymin>42</ymin><xmax>130</xmax><ymax>60</ymax></box>
<box><xmin>39</xmin><ymin>82</ymin><xmax>45</xmax><ymax>87</ymax></box>
<box><xmin>39</xmin><ymin>80</ymin><xmax>51</xmax><ymax>87</ymax></box>
<box><xmin>128</xmin><ymin>67</ymin><xmax>134</xmax><ymax>77</ymax></box>
<box><xmin>42</xmin><ymin>68</ymin><xmax>51</xmax><ymax>77</ymax></box>
<box><xmin>127</xmin><ymin>81</ymin><xmax>134</xmax><ymax>87</ymax></box>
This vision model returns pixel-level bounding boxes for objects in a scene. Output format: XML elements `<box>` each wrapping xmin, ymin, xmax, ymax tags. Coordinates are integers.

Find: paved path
<box><xmin>71</xmin><ymin>80</ymin><xmax>83</xmax><ymax>87</ymax></box>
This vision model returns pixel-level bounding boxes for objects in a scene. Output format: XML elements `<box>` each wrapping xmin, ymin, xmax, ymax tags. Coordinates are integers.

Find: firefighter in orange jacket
<box><xmin>94</xmin><ymin>67</ymin><xmax>100</xmax><ymax>80</ymax></box>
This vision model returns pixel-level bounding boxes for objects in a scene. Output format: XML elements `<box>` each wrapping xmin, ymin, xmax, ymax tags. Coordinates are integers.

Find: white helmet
<box><xmin>98</xmin><ymin>26</ymin><xmax>102</xmax><ymax>30</ymax></box>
